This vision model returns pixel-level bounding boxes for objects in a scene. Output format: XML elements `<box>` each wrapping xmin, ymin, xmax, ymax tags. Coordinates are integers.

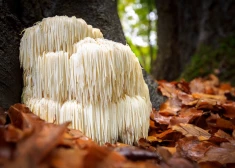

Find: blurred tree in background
<box><xmin>118</xmin><ymin>0</ymin><xmax>157</xmax><ymax>73</ymax></box>
<box><xmin>119</xmin><ymin>0</ymin><xmax>235</xmax><ymax>85</ymax></box>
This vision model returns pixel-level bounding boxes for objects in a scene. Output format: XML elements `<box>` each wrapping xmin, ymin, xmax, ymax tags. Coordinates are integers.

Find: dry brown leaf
<box><xmin>170</xmin><ymin>116</ymin><xmax>191</xmax><ymax>126</ymax></box>
<box><xmin>8</xmin><ymin>103</ymin><xmax>45</xmax><ymax>131</ymax></box>
<box><xmin>147</xmin><ymin>130</ymin><xmax>176</xmax><ymax>143</ymax></box>
<box><xmin>116</xmin><ymin>142</ymin><xmax>130</xmax><ymax>147</ymax></box>
<box><xmin>176</xmin><ymin>80</ymin><xmax>191</xmax><ymax>94</ymax></box>
<box><xmin>192</xmin><ymin>93</ymin><xmax>226</xmax><ymax>101</ymax></box>
<box><xmin>114</xmin><ymin>146</ymin><xmax>162</xmax><ymax>162</ymax></box>
<box><xmin>47</xmin><ymin>141</ymin><xmax>129</xmax><ymax>168</ymax></box>
<box><xmin>196</xmin><ymin>98</ymin><xmax>219</xmax><ymax>110</ymax></box>
<box><xmin>189</xmin><ymin>78</ymin><xmax>206</xmax><ymax>93</ymax></box>
<box><xmin>166</xmin><ymin>157</ymin><xmax>196</xmax><ymax>168</ymax></box>
<box><xmin>121</xmin><ymin>161</ymin><xmax>161</xmax><ymax>168</ymax></box>
<box><xmin>215</xmin><ymin>118</ymin><xmax>235</xmax><ymax>130</ymax></box>
<box><xmin>162</xmin><ymin>147</ymin><xmax>176</xmax><ymax>155</ymax></box>
<box><xmin>158</xmin><ymin>81</ymin><xmax>177</xmax><ymax>98</ymax></box>
<box><xmin>189</xmin><ymin>75</ymin><xmax>219</xmax><ymax>95</ymax></box>
<box><xmin>155</xmin><ymin>146</ymin><xmax>172</xmax><ymax>161</ymax></box>
<box><xmin>199</xmin><ymin>142</ymin><xmax>235</xmax><ymax>164</ymax></box>
<box><xmin>153</xmin><ymin>111</ymin><xmax>172</xmax><ymax>125</ymax></box>
<box><xmin>222</xmin><ymin>102</ymin><xmax>235</xmax><ymax>118</ymax></box>
<box><xmin>152</xmin><ymin>129</ymin><xmax>175</xmax><ymax>139</ymax></box>
<box><xmin>147</xmin><ymin>136</ymin><xmax>161</xmax><ymax>142</ymax></box>
<box><xmin>214</xmin><ymin>129</ymin><xmax>235</xmax><ymax>142</ymax></box>
<box><xmin>172</xmin><ymin>123</ymin><xmax>211</xmax><ymax>141</ymax></box>
<box><xmin>178</xmin><ymin>107</ymin><xmax>203</xmax><ymax>118</ymax></box>
<box><xmin>219</xmin><ymin>83</ymin><xmax>232</xmax><ymax>91</ymax></box>
<box><xmin>4</xmin><ymin>124</ymin><xmax>26</xmax><ymax>142</ymax></box>
<box><xmin>0</xmin><ymin>127</ymin><xmax>14</xmax><ymax>165</ymax></box>
<box><xmin>147</xmin><ymin>130</ymin><xmax>183</xmax><ymax>147</ymax></box>
<box><xmin>176</xmin><ymin>136</ymin><xmax>214</xmax><ymax>161</ymax></box>
<box><xmin>177</xmin><ymin>91</ymin><xmax>196</xmax><ymax>105</ymax></box>
<box><xmin>46</xmin><ymin>148</ymin><xmax>86</xmax><ymax>168</ymax></box>
<box><xmin>5</xmin><ymin>122</ymin><xmax>69</xmax><ymax>168</ymax></box>
<box><xmin>150</xmin><ymin>120</ymin><xmax>157</xmax><ymax>129</ymax></box>
<box><xmin>68</xmin><ymin>128</ymin><xmax>90</xmax><ymax>140</ymax></box>
<box><xmin>84</xmin><ymin>145</ymin><xmax>127</xmax><ymax>168</ymax></box>
<box><xmin>159</xmin><ymin>99</ymin><xmax>181</xmax><ymax>116</ymax></box>
<box><xmin>198</xmin><ymin>161</ymin><xmax>223</xmax><ymax>168</ymax></box>
<box><xmin>169</xmin><ymin>107</ymin><xmax>203</xmax><ymax>126</ymax></box>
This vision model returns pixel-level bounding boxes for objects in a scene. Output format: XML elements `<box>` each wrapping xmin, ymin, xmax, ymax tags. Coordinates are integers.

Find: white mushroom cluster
<box><xmin>20</xmin><ymin>16</ymin><xmax>152</xmax><ymax>144</ymax></box>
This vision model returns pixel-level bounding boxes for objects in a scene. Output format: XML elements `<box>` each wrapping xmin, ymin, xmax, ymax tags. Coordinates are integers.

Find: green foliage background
<box><xmin>118</xmin><ymin>0</ymin><xmax>157</xmax><ymax>73</ymax></box>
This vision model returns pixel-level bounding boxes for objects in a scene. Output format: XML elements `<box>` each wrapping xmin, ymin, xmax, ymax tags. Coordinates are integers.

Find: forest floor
<box><xmin>1</xmin><ymin>74</ymin><xmax>235</xmax><ymax>168</ymax></box>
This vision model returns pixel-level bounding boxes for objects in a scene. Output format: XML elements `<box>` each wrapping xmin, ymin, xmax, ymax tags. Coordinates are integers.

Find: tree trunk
<box><xmin>153</xmin><ymin>0</ymin><xmax>235</xmax><ymax>81</ymax></box>
<box><xmin>0</xmin><ymin>2</ymin><xmax>23</xmax><ymax>110</ymax></box>
<box><xmin>0</xmin><ymin>0</ymin><xmax>165</xmax><ymax>110</ymax></box>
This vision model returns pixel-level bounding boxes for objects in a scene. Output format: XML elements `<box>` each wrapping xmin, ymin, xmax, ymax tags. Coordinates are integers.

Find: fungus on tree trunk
<box><xmin>20</xmin><ymin>16</ymin><xmax>152</xmax><ymax>144</ymax></box>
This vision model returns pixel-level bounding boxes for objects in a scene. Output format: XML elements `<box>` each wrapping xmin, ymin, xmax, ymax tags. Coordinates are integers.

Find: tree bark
<box><xmin>152</xmin><ymin>0</ymin><xmax>180</xmax><ymax>80</ymax></box>
<box><xmin>0</xmin><ymin>2</ymin><xmax>23</xmax><ymax>110</ymax></box>
<box><xmin>0</xmin><ymin>0</ymin><xmax>165</xmax><ymax>110</ymax></box>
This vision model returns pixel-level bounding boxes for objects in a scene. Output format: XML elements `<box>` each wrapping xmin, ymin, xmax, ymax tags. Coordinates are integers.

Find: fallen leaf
<box><xmin>5</xmin><ymin>122</ymin><xmax>69</xmax><ymax>168</ymax></box>
<box><xmin>115</xmin><ymin>146</ymin><xmax>162</xmax><ymax>162</ymax></box>
<box><xmin>68</xmin><ymin>128</ymin><xmax>90</xmax><ymax>140</ymax></box>
<box><xmin>8</xmin><ymin>104</ymin><xmax>45</xmax><ymax>131</ymax></box>
<box><xmin>0</xmin><ymin>127</ymin><xmax>14</xmax><ymax>165</ymax></box>
<box><xmin>161</xmin><ymin>147</ymin><xmax>176</xmax><ymax>155</ymax></box>
<box><xmin>214</xmin><ymin>129</ymin><xmax>235</xmax><ymax>142</ymax></box>
<box><xmin>189</xmin><ymin>78</ymin><xmax>206</xmax><ymax>93</ymax></box>
<box><xmin>155</xmin><ymin>146</ymin><xmax>172</xmax><ymax>162</ymax></box>
<box><xmin>4</xmin><ymin>124</ymin><xmax>25</xmax><ymax>142</ymax></box>
<box><xmin>46</xmin><ymin>148</ymin><xmax>86</xmax><ymax>168</ymax></box>
<box><xmin>159</xmin><ymin>99</ymin><xmax>181</xmax><ymax>116</ymax></box>
<box><xmin>222</xmin><ymin>102</ymin><xmax>235</xmax><ymax>118</ymax></box>
<box><xmin>198</xmin><ymin>161</ymin><xmax>223</xmax><ymax>168</ymax></box>
<box><xmin>176</xmin><ymin>80</ymin><xmax>191</xmax><ymax>94</ymax></box>
<box><xmin>122</xmin><ymin>161</ymin><xmax>161</xmax><ymax>168</ymax></box>
<box><xmin>176</xmin><ymin>136</ymin><xmax>214</xmax><ymax>161</ymax></box>
<box><xmin>172</xmin><ymin>123</ymin><xmax>211</xmax><ymax>141</ymax></box>
<box><xmin>47</xmin><ymin>142</ymin><xmax>128</xmax><ymax>168</ymax></box>
<box><xmin>153</xmin><ymin>112</ymin><xmax>172</xmax><ymax>125</ymax></box>
<box><xmin>215</xmin><ymin>118</ymin><xmax>235</xmax><ymax>130</ymax></box>
<box><xmin>170</xmin><ymin>108</ymin><xmax>203</xmax><ymax>126</ymax></box>
<box><xmin>116</xmin><ymin>142</ymin><xmax>130</xmax><ymax>147</ymax></box>
<box><xmin>158</xmin><ymin>81</ymin><xmax>177</xmax><ymax>98</ymax></box>
<box><xmin>177</xmin><ymin>91</ymin><xmax>196</xmax><ymax>105</ymax></box>
<box><xmin>219</xmin><ymin>83</ymin><xmax>232</xmax><ymax>91</ymax></box>
<box><xmin>189</xmin><ymin>75</ymin><xmax>219</xmax><ymax>95</ymax></box>
<box><xmin>166</xmin><ymin>157</ymin><xmax>196</xmax><ymax>168</ymax></box>
<box><xmin>199</xmin><ymin>142</ymin><xmax>235</xmax><ymax>164</ymax></box>
<box><xmin>147</xmin><ymin>136</ymin><xmax>161</xmax><ymax>142</ymax></box>
<box><xmin>192</xmin><ymin>93</ymin><xmax>226</xmax><ymax>101</ymax></box>
<box><xmin>83</xmin><ymin>143</ymin><xmax>127</xmax><ymax>168</ymax></box>
<box><xmin>150</xmin><ymin>120</ymin><xmax>157</xmax><ymax>129</ymax></box>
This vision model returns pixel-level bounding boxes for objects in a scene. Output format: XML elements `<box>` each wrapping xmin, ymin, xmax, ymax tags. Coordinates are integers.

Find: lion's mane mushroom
<box><xmin>20</xmin><ymin>16</ymin><xmax>152</xmax><ymax>144</ymax></box>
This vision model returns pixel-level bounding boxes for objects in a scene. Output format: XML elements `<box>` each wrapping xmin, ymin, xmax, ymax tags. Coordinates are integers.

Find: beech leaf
<box><xmin>172</xmin><ymin>123</ymin><xmax>211</xmax><ymax>141</ymax></box>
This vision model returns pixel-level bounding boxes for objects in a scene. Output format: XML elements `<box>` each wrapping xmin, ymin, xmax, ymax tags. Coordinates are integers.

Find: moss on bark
<box><xmin>181</xmin><ymin>35</ymin><xmax>235</xmax><ymax>85</ymax></box>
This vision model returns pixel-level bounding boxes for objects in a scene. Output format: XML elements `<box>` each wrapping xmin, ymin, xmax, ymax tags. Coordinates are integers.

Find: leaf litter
<box><xmin>1</xmin><ymin>74</ymin><xmax>235</xmax><ymax>167</ymax></box>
